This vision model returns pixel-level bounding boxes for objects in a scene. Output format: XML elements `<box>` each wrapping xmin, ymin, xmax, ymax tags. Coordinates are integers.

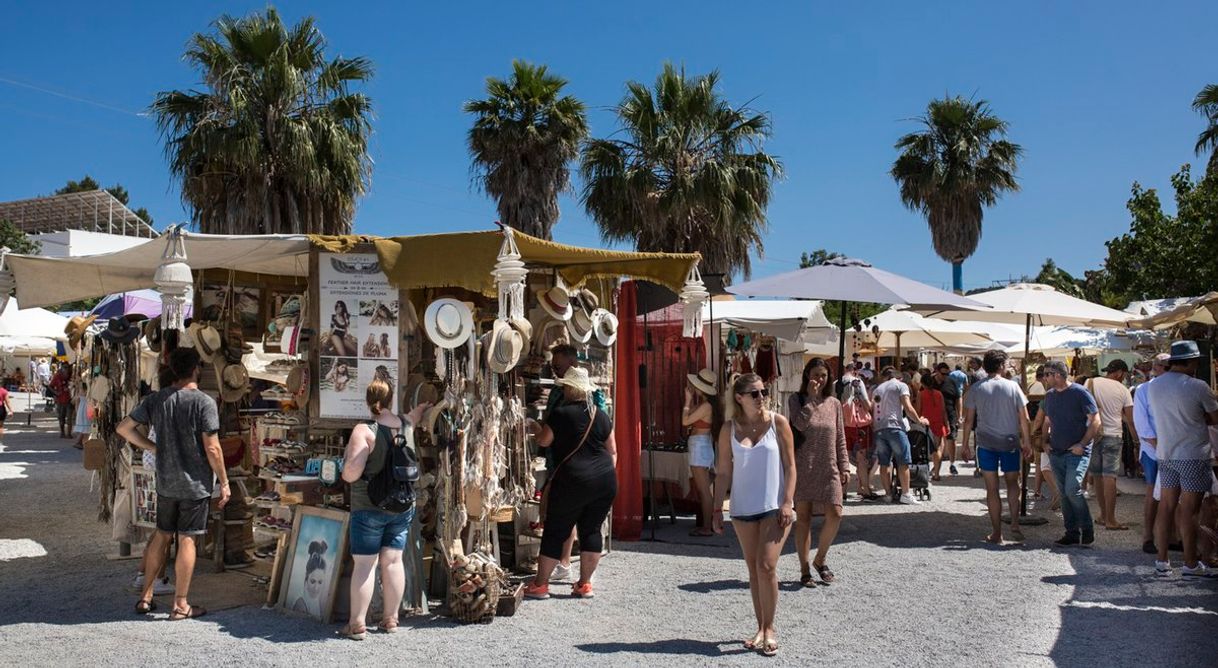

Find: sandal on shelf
<box><xmin>337</xmin><ymin>624</ymin><xmax>366</xmax><ymax>640</ymax></box>
<box><xmin>168</xmin><ymin>605</ymin><xmax>207</xmax><ymax>621</ymax></box>
<box><xmin>134</xmin><ymin>599</ymin><xmax>157</xmax><ymax>615</ymax></box>
<box><xmin>814</xmin><ymin>562</ymin><xmax>835</xmax><ymax>584</ymax></box>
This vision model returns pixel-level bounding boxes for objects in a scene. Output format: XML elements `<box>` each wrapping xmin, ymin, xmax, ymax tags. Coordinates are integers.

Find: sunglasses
<box><xmin>742</xmin><ymin>388</ymin><xmax>770</xmax><ymax>399</ymax></box>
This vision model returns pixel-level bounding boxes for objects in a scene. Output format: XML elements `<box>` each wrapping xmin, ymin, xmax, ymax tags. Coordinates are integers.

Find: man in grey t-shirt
<box><xmin>961</xmin><ymin>350</ymin><xmax>1032</xmax><ymax>544</ymax></box>
<box><xmin>1145</xmin><ymin>341</ymin><xmax>1218</xmax><ymax>578</ymax></box>
<box><xmin>118</xmin><ymin>347</ymin><xmax>229</xmax><ymax>619</ymax></box>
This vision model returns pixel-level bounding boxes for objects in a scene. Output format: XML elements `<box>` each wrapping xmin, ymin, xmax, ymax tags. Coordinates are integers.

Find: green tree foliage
<box><xmin>0</xmin><ymin>219</ymin><xmax>41</xmax><ymax>254</ymax></box>
<box><xmin>1192</xmin><ymin>83</ymin><xmax>1218</xmax><ymax>176</ymax></box>
<box><xmin>891</xmin><ymin>95</ymin><xmax>1022</xmax><ymax>292</ymax></box>
<box><xmin>1091</xmin><ymin>165</ymin><xmax>1218</xmax><ymax>305</ymax></box>
<box><xmin>56</xmin><ymin>175</ymin><xmax>154</xmax><ymax>226</ymax></box>
<box><xmin>151</xmin><ymin>7</ymin><xmax>373</xmax><ymax>235</ymax></box>
<box><xmin>1033</xmin><ymin>258</ymin><xmax>1084</xmax><ymax>298</ymax></box>
<box><xmin>798</xmin><ymin>249</ymin><xmax>844</xmax><ymax>268</ymax></box>
<box><xmin>465</xmin><ymin>61</ymin><xmax>587</xmax><ymax>240</ymax></box>
<box><xmin>581</xmin><ymin>64</ymin><xmax>782</xmax><ymax>279</ymax></box>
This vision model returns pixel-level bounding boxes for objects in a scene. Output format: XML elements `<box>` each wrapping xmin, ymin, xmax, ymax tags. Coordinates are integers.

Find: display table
<box><xmin>641</xmin><ymin>450</ymin><xmax>691</xmax><ymax>496</ymax></box>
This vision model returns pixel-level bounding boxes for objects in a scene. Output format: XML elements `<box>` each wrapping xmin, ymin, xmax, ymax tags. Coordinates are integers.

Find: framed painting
<box><xmin>276</xmin><ymin>506</ymin><xmax>349</xmax><ymax>622</ymax></box>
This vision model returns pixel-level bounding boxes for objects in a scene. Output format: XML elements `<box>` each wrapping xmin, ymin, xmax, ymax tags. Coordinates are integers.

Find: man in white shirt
<box><xmin>1085</xmin><ymin>360</ymin><xmax>1138</xmax><ymax>531</ymax></box>
<box><xmin>872</xmin><ymin>367</ymin><xmax>930</xmax><ymax>505</ymax></box>
<box><xmin>1132</xmin><ymin>353</ymin><xmax>1171</xmax><ymax>554</ymax></box>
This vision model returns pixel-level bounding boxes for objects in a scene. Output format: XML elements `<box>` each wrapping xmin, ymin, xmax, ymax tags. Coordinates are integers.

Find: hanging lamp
<box><xmin>679</xmin><ymin>264</ymin><xmax>710</xmax><ymax>339</ymax></box>
<box><xmin>154</xmin><ymin>226</ymin><xmax>192</xmax><ymax>331</ymax></box>
<box><xmin>492</xmin><ymin>226</ymin><xmax>528</xmax><ymax>321</ymax></box>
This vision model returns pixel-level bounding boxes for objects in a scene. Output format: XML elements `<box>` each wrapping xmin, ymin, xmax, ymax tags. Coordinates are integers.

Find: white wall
<box><xmin>29</xmin><ymin>230</ymin><xmax>148</xmax><ymax>258</ymax></box>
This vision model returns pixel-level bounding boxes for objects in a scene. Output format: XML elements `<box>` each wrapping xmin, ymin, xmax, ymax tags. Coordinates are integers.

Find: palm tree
<box><xmin>1191</xmin><ymin>83</ymin><xmax>1218</xmax><ymax>176</ymax></box>
<box><xmin>581</xmin><ymin>64</ymin><xmax>782</xmax><ymax>279</ymax></box>
<box><xmin>465</xmin><ymin>61</ymin><xmax>587</xmax><ymax>240</ymax></box>
<box><xmin>150</xmin><ymin>8</ymin><xmax>373</xmax><ymax>235</ymax></box>
<box><xmin>891</xmin><ymin>95</ymin><xmax>1022</xmax><ymax>293</ymax></box>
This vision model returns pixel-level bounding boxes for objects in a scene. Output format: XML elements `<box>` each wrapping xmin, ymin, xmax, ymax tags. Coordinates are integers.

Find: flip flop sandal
<box><xmin>761</xmin><ymin>638</ymin><xmax>779</xmax><ymax>657</ymax></box>
<box><xmin>815</xmin><ymin>563</ymin><xmax>835</xmax><ymax>584</ymax></box>
<box><xmin>377</xmin><ymin>619</ymin><xmax>398</xmax><ymax>634</ymax></box>
<box><xmin>743</xmin><ymin>632</ymin><xmax>764</xmax><ymax>650</ymax></box>
<box><xmin>337</xmin><ymin>624</ymin><xmax>366</xmax><ymax>640</ymax></box>
<box><xmin>135</xmin><ymin>599</ymin><xmax>157</xmax><ymax>615</ymax></box>
<box><xmin>799</xmin><ymin>571</ymin><xmax>817</xmax><ymax>587</ymax></box>
<box><xmin>168</xmin><ymin>605</ymin><xmax>207</xmax><ymax>621</ymax></box>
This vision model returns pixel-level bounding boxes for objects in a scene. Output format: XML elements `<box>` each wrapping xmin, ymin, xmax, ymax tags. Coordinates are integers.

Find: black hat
<box><xmin>99</xmin><ymin>317</ymin><xmax>139</xmax><ymax>345</ymax></box>
<box><xmin>1102</xmin><ymin>359</ymin><xmax>1129</xmax><ymax>373</ymax></box>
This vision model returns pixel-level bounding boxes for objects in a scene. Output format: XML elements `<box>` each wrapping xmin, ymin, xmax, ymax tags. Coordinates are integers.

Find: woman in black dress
<box><xmin>330</xmin><ymin>300</ymin><xmax>352</xmax><ymax>356</ymax></box>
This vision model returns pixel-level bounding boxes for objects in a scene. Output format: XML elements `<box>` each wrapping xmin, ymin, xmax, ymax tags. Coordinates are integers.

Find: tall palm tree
<box><xmin>1191</xmin><ymin>83</ymin><xmax>1218</xmax><ymax>176</ymax></box>
<box><xmin>581</xmin><ymin>64</ymin><xmax>782</xmax><ymax>279</ymax></box>
<box><xmin>891</xmin><ymin>95</ymin><xmax>1022</xmax><ymax>293</ymax></box>
<box><xmin>150</xmin><ymin>8</ymin><xmax>373</xmax><ymax>235</ymax></box>
<box><xmin>465</xmin><ymin>61</ymin><xmax>587</xmax><ymax>240</ymax></box>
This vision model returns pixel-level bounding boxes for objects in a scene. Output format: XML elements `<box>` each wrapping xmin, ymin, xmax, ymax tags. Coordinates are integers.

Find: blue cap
<box><xmin>1168</xmin><ymin>340</ymin><xmax>1201</xmax><ymax>362</ymax></box>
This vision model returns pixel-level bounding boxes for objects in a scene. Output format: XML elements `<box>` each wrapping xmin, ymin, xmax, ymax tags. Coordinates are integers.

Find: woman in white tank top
<box><xmin>711</xmin><ymin>373</ymin><xmax>797</xmax><ymax>657</ymax></box>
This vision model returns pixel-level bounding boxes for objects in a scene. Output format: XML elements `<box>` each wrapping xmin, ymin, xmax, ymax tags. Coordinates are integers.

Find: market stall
<box><xmin>5</xmin><ymin>226</ymin><xmax>698</xmax><ymax>624</ymax></box>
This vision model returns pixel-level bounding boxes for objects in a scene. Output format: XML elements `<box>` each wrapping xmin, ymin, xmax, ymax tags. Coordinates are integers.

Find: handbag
<box><xmin>844</xmin><ymin>396</ymin><xmax>873</xmax><ymax>429</ymax></box>
<box><xmin>539</xmin><ymin>408</ymin><xmax>597</xmax><ymax>522</ymax></box>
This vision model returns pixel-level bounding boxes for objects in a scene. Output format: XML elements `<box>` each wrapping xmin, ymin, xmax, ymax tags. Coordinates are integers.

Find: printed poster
<box><xmin>318</xmin><ymin>253</ymin><xmax>399</xmax><ymax>419</ymax></box>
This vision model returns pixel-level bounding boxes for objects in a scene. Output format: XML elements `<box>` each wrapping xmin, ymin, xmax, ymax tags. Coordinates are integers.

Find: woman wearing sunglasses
<box><xmin>712</xmin><ymin>373</ymin><xmax>797</xmax><ymax>657</ymax></box>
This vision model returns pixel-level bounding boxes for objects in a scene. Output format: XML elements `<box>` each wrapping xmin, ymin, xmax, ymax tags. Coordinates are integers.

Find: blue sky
<box><xmin>2</xmin><ymin>1</ymin><xmax>1215</xmax><ymax>292</ymax></box>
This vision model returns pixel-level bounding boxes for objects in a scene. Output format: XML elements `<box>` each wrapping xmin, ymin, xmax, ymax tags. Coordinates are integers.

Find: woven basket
<box><xmin>447</xmin><ymin>569</ymin><xmax>501</xmax><ymax>624</ymax></box>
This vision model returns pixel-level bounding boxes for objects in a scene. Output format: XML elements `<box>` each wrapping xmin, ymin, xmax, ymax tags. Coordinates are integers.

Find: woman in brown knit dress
<box><xmin>787</xmin><ymin>358</ymin><xmax>850</xmax><ymax>587</ymax></box>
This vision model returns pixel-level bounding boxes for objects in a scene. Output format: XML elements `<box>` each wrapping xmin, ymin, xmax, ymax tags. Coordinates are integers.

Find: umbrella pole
<box><xmin>837</xmin><ymin>300</ymin><xmax>847</xmax><ymax>391</ymax></box>
<box><xmin>895</xmin><ymin>331</ymin><xmax>902</xmax><ymax>367</ymax></box>
<box><xmin>1021</xmin><ymin>314</ymin><xmax>1031</xmax><ymax>518</ymax></box>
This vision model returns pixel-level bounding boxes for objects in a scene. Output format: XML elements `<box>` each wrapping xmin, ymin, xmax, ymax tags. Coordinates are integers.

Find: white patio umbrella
<box><xmin>860</xmin><ymin>308</ymin><xmax>996</xmax><ymax>359</ymax></box>
<box><xmin>1125</xmin><ymin>291</ymin><xmax>1218</xmax><ymax>330</ymax></box>
<box><xmin>727</xmin><ymin>258</ymin><xmax>987</xmax><ymax>365</ymax></box>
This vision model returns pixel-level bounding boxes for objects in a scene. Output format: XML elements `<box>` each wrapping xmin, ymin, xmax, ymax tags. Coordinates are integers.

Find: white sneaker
<box><xmin>151</xmin><ymin>577</ymin><xmax>175</xmax><ymax>595</ymax></box>
<box><xmin>130</xmin><ymin>573</ymin><xmax>145</xmax><ymax>591</ymax></box>
<box><xmin>1181</xmin><ymin>562</ymin><xmax>1218</xmax><ymax>578</ymax></box>
<box><xmin>551</xmin><ymin>563</ymin><xmax>571</xmax><ymax>581</ymax></box>
<box><xmin>898</xmin><ymin>493</ymin><xmax>921</xmax><ymax>505</ymax></box>
<box><xmin>1155</xmin><ymin>560</ymin><xmax>1173</xmax><ymax>577</ymax></box>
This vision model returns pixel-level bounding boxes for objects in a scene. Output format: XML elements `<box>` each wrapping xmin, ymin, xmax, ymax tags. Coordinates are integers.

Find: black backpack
<box><xmin>365</xmin><ymin>416</ymin><xmax>419</xmax><ymax>512</ymax></box>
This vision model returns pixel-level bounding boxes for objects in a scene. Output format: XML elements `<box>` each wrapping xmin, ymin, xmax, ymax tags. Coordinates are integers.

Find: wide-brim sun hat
<box><xmin>424</xmin><ymin>399</ymin><xmax>451</xmax><ymax>440</ymax></box>
<box><xmin>509</xmin><ymin>316</ymin><xmax>532</xmax><ymax>355</ymax></box>
<box><xmin>403</xmin><ymin>373</ymin><xmax>439</xmax><ymax>410</ymax></box>
<box><xmin>566</xmin><ymin>312</ymin><xmax>593</xmax><ymax>344</ymax></box>
<box><xmin>144</xmin><ymin>315</ymin><xmax>163</xmax><ymax>353</ymax></box>
<box><xmin>65</xmin><ymin>314</ymin><xmax>98</xmax><ymax>348</ymax></box>
<box><xmin>219</xmin><ymin>363</ymin><xmax>250</xmax><ymax>403</ymax></box>
<box><xmin>592</xmin><ymin>309</ymin><xmax>617</xmax><ymax>347</ymax></box>
<box><xmin>424</xmin><ymin>298</ymin><xmax>475</xmax><ymax>349</ymax></box>
<box><xmin>195</xmin><ymin>323</ymin><xmax>223</xmax><ymax>359</ymax></box>
<box><xmin>485</xmin><ymin>319</ymin><xmax>524</xmax><ymax>374</ymax></box>
<box><xmin>687</xmin><ymin>368</ymin><xmax>717</xmax><ymax>396</ymax></box>
<box><xmin>538</xmin><ymin>286</ymin><xmax>573</xmax><ymax>322</ymax></box>
<box><xmin>1169</xmin><ymin>340</ymin><xmax>1202</xmax><ymax>362</ymax></box>
<box><xmin>555</xmin><ymin>366</ymin><xmax>597</xmax><ymax>395</ymax></box>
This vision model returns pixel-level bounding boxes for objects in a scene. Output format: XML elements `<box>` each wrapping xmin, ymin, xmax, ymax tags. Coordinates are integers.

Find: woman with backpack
<box><xmin>841</xmin><ymin>367</ymin><xmax>878</xmax><ymax>500</ymax></box>
<box><xmin>787</xmin><ymin>359</ymin><xmax>850</xmax><ymax>587</ymax></box>
<box><xmin>339</xmin><ymin>378</ymin><xmax>429</xmax><ymax>640</ymax></box>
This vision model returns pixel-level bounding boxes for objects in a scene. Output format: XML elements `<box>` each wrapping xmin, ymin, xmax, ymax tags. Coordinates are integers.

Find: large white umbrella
<box><xmin>0</xmin><ymin>298</ymin><xmax>69</xmax><ymax>340</ymax></box>
<box><xmin>860</xmin><ymin>308</ymin><xmax>995</xmax><ymax>358</ymax></box>
<box><xmin>1002</xmin><ymin>325</ymin><xmax>1145</xmax><ymax>357</ymax></box>
<box><xmin>1125</xmin><ymin>292</ymin><xmax>1218</xmax><ymax>330</ymax></box>
<box><xmin>728</xmin><ymin>258</ymin><xmax>986</xmax><ymax>364</ymax></box>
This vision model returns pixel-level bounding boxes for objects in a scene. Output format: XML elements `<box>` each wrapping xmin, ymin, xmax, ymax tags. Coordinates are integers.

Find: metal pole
<box><xmin>1021</xmin><ymin>313</ymin><xmax>1031</xmax><ymax>517</ymax></box>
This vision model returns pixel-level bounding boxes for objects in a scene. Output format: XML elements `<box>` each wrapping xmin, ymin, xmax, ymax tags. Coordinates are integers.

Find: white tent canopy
<box><xmin>0</xmin><ymin>336</ymin><xmax>59</xmax><ymax>357</ymax></box>
<box><xmin>860</xmin><ymin>308</ymin><xmax>996</xmax><ymax>352</ymax></box>
<box><xmin>0</xmin><ymin>299</ymin><xmax>69</xmax><ymax>340</ymax></box>
<box><xmin>703</xmin><ymin>299</ymin><xmax>835</xmax><ymax>343</ymax></box>
<box><xmin>6</xmin><ymin>231</ymin><xmax>312</xmax><ymax>309</ymax></box>
<box><xmin>1004</xmin><ymin>326</ymin><xmax>1143</xmax><ymax>357</ymax></box>
<box><xmin>1126</xmin><ymin>292</ymin><xmax>1218</xmax><ymax>330</ymax></box>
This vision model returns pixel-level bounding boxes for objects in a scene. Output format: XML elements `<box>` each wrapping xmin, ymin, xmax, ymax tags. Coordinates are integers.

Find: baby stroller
<box><xmin>892</xmin><ymin>424</ymin><xmax>933</xmax><ymax>501</ymax></box>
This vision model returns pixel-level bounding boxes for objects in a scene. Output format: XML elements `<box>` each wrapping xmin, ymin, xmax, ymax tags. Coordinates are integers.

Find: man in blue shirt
<box><xmin>1034</xmin><ymin>361</ymin><xmax>1101</xmax><ymax>546</ymax></box>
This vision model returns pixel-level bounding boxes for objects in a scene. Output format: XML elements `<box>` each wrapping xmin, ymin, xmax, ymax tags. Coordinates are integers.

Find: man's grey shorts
<box><xmin>1087</xmin><ymin>435</ymin><xmax>1122</xmax><ymax>477</ymax></box>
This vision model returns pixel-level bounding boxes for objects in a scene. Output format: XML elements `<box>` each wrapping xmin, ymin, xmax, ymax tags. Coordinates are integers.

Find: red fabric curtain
<box><xmin>612</xmin><ymin>281</ymin><xmax>643</xmax><ymax>540</ymax></box>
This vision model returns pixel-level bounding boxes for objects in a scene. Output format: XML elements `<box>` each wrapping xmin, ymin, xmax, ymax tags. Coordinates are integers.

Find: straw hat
<box><xmin>144</xmin><ymin>316</ymin><xmax>163</xmax><ymax>353</ymax></box>
<box><xmin>592</xmin><ymin>309</ymin><xmax>617</xmax><ymax>347</ymax></box>
<box><xmin>64</xmin><ymin>314</ymin><xmax>97</xmax><ymax>348</ymax></box>
<box><xmin>403</xmin><ymin>373</ymin><xmax>439</xmax><ymax>411</ymax></box>
<box><xmin>219</xmin><ymin>363</ymin><xmax>250</xmax><ymax>403</ymax></box>
<box><xmin>287</xmin><ymin>364</ymin><xmax>309</xmax><ymax>404</ymax></box>
<box><xmin>424</xmin><ymin>399</ymin><xmax>451</xmax><ymax>440</ymax></box>
<box><xmin>509</xmin><ymin>317</ymin><xmax>532</xmax><ymax>356</ymax></box>
<box><xmin>577</xmin><ymin>288</ymin><xmax>599</xmax><ymax>314</ymax></box>
<box><xmin>538</xmin><ymin>286</ymin><xmax>573</xmax><ymax>322</ymax></box>
<box><xmin>555</xmin><ymin>366</ymin><xmax>597</xmax><ymax>394</ymax></box>
<box><xmin>194</xmin><ymin>323</ymin><xmax>223</xmax><ymax>359</ymax></box>
<box><xmin>687</xmin><ymin>368</ymin><xmax>717</xmax><ymax>396</ymax></box>
<box><xmin>566</xmin><ymin>305</ymin><xmax>594</xmax><ymax>344</ymax></box>
<box><xmin>424</xmin><ymin>298</ymin><xmax>475</xmax><ymax>349</ymax></box>
<box><xmin>99</xmin><ymin>317</ymin><xmax>139</xmax><ymax>345</ymax></box>
<box><xmin>485</xmin><ymin>319</ymin><xmax>524</xmax><ymax>374</ymax></box>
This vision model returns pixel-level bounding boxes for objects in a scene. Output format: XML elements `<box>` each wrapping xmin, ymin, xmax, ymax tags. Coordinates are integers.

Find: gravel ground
<box><xmin>2</xmin><ymin>415</ymin><xmax>1216</xmax><ymax>667</ymax></box>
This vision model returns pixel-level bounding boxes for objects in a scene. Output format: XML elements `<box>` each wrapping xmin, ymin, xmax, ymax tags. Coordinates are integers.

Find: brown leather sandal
<box><xmin>168</xmin><ymin>605</ymin><xmax>207</xmax><ymax>621</ymax></box>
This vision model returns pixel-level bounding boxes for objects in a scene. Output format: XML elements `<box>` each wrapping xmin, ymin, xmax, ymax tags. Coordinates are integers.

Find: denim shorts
<box><xmin>350</xmin><ymin>506</ymin><xmax>415</xmax><ymax>556</ymax></box>
<box><xmin>874</xmin><ymin>428</ymin><xmax>912</xmax><ymax>466</ymax></box>
<box><xmin>688</xmin><ymin>433</ymin><xmax>715</xmax><ymax>468</ymax></box>
<box><xmin>1140</xmin><ymin>452</ymin><xmax>1158</xmax><ymax>486</ymax></box>
<box><xmin>977</xmin><ymin>447</ymin><xmax>1020</xmax><ymax>475</ymax></box>
<box><xmin>1088</xmin><ymin>436</ymin><xmax>1122</xmax><ymax>477</ymax></box>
